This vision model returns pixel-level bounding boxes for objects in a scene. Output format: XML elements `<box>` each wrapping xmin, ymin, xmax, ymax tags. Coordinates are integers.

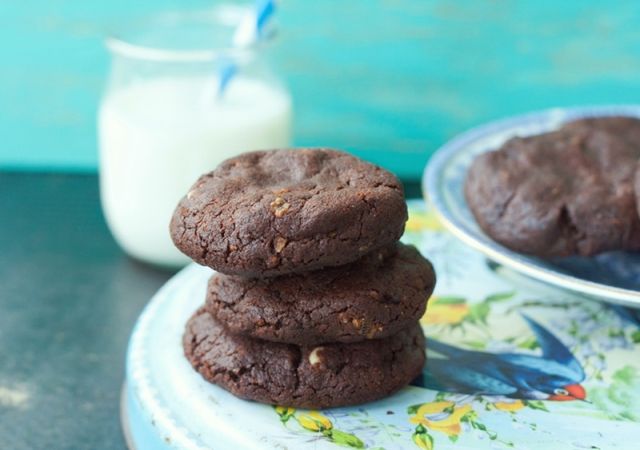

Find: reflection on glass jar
<box><xmin>98</xmin><ymin>6</ymin><xmax>292</xmax><ymax>267</ymax></box>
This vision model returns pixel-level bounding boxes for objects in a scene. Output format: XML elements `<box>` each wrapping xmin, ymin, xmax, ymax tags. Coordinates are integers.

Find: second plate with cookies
<box><xmin>424</xmin><ymin>105</ymin><xmax>640</xmax><ymax>306</ymax></box>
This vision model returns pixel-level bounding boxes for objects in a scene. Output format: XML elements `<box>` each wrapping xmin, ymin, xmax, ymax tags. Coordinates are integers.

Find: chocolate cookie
<box><xmin>170</xmin><ymin>149</ymin><xmax>407</xmax><ymax>277</ymax></box>
<box><xmin>183</xmin><ymin>308</ymin><xmax>425</xmax><ymax>409</ymax></box>
<box><xmin>205</xmin><ymin>243</ymin><xmax>435</xmax><ymax>345</ymax></box>
<box><xmin>465</xmin><ymin>117</ymin><xmax>640</xmax><ymax>257</ymax></box>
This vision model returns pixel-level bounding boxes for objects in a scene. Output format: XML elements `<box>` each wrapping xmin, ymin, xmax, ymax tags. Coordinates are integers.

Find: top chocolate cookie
<box><xmin>170</xmin><ymin>149</ymin><xmax>407</xmax><ymax>277</ymax></box>
<box><xmin>465</xmin><ymin>117</ymin><xmax>640</xmax><ymax>257</ymax></box>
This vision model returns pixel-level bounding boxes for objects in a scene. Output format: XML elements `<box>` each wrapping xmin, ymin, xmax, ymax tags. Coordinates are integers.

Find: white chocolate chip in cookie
<box><xmin>274</xmin><ymin>236</ymin><xmax>287</xmax><ymax>253</ymax></box>
<box><xmin>270</xmin><ymin>196</ymin><xmax>291</xmax><ymax>217</ymax></box>
<box><xmin>309</xmin><ymin>347</ymin><xmax>325</xmax><ymax>366</ymax></box>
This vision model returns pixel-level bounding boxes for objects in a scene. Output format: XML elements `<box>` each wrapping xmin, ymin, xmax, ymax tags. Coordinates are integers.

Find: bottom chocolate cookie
<box><xmin>183</xmin><ymin>308</ymin><xmax>426</xmax><ymax>409</ymax></box>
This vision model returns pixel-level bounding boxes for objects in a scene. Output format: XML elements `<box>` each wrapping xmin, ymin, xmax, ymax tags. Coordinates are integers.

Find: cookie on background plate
<box><xmin>206</xmin><ymin>243</ymin><xmax>435</xmax><ymax>345</ymax></box>
<box><xmin>183</xmin><ymin>308</ymin><xmax>425</xmax><ymax>409</ymax></box>
<box><xmin>465</xmin><ymin>117</ymin><xmax>640</xmax><ymax>257</ymax></box>
<box><xmin>170</xmin><ymin>149</ymin><xmax>407</xmax><ymax>278</ymax></box>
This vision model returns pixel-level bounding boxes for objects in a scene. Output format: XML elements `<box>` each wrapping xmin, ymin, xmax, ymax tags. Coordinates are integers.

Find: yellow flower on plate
<box><xmin>406</xmin><ymin>210</ymin><xmax>445</xmax><ymax>232</ymax></box>
<box><xmin>410</xmin><ymin>401</ymin><xmax>472</xmax><ymax>437</ymax></box>
<box><xmin>421</xmin><ymin>296</ymin><xmax>470</xmax><ymax>325</ymax></box>
<box><xmin>275</xmin><ymin>406</ymin><xmax>295</xmax><ymax>415</ymax></box>
<box><xmin>296</xmin><ymin>411</ymin><xmax>333</xmax><ymax>432</ymax></box>
<box><xmin>412</xmin><ymin>430</ymin><xmax>434</xmax><ymax>450</ymax></box>
<box><xmin>274</xmin><ymin>406</ymin><xmax>296</xmax><ymax>422</ymax></box>
<box><xmin>493</xmin><ymin>399</ymin><xmax>525</xmax><ymax>412</ymax></box>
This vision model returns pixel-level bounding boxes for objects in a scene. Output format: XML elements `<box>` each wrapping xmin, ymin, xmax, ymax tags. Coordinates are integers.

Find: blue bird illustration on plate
<box><xmin>415</xmin><ymin>315</ymin><xmax>587</xmax><ymax>401</ymax></box>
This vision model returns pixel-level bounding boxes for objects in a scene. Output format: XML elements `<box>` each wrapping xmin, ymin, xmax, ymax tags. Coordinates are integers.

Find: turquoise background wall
<box><xmin>1</xmin><ymin>0</ymin><xmax>640</xmax><ymax>179</ymax></box>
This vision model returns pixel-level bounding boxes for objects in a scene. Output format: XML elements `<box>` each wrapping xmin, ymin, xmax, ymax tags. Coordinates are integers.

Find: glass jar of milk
<box><xmin>99</xmin><ymin>7</ymin><xmax>292</xmax><ymax>267</ymax></box>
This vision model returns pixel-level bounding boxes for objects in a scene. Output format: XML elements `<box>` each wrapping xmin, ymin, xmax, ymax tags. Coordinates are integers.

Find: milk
<box><xmin>98</xmin><ymin>76</ymin><xmax>292</xmax><ymax>267</ymax></box>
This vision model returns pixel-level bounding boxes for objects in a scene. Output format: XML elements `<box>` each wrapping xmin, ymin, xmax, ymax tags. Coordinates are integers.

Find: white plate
<box><xmin>423</xmin><ymin>105</ymin><xmax>640</xmax><ymax>307</ymax></box>
<box><xmin>122</xmin><ymin>204</ymin><xmax>640</xmax><ymax>449</ymax></box>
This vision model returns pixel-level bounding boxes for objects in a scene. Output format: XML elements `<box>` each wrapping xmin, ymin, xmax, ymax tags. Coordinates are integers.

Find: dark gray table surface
<box><xmin>0</xmin><ymin>171</ymin><xmax>421</xmax><ymax>449</ymax></box>
<box><xmin>0</xmin><ymin>172</ymin><xmax>176</xmax><ymax>450</ymax></box>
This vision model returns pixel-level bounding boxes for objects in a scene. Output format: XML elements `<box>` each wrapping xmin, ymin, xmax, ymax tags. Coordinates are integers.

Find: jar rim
<box><xmin>105</xmin><ymin>6</ymin><xmax>263</xmax><ymax>63</ymax></box>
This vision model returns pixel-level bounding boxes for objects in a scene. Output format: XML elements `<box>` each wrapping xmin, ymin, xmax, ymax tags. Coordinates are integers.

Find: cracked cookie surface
<box><xmin>170</xmin><ymin>148</ymin><xmax>407</xmax><ymax>277</ymax></box>
<box><xmin>183</xmin><ymin>308</ymin><xmax>425</xmax><ymax>409</ymax></box>
<box><xmin>205</xmin><ymin>243</ymin><xmax>435</xmax><ymax>345</ymax></box>
<box><xmin>465</xmin><ymin>117</ymin><xmax>640</xmax><ymax>257</ymax></box>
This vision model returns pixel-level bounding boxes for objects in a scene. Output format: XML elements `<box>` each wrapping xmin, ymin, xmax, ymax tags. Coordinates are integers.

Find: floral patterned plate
<box><xmin>122</xmin><ymin>201</ymin><xmax>640</xmax><ymax>450</ymax></box>
<box><xmin>423</xmin><ymin>105</ymin><xmax>640</xmax><ymax>307</ymax></box>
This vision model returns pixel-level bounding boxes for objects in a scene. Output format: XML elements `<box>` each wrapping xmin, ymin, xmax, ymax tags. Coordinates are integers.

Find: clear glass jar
<box><xmin>98</xmin><ymin>7</ymin><xmax>292</xmax><ymax>268</ymax></box>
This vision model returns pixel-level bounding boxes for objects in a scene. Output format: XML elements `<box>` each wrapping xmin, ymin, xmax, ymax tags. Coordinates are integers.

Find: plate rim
<box><xmin>423</xmin><ymin>104</ymin><xmax>640</xmax><ymax>307</ymax></box>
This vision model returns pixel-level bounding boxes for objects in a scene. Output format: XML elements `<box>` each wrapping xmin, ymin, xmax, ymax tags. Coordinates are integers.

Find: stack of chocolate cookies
<box><xmin>170</xmin><ymin>149</ymin><xmax>436</xmax><ymax>409</ymax></box>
